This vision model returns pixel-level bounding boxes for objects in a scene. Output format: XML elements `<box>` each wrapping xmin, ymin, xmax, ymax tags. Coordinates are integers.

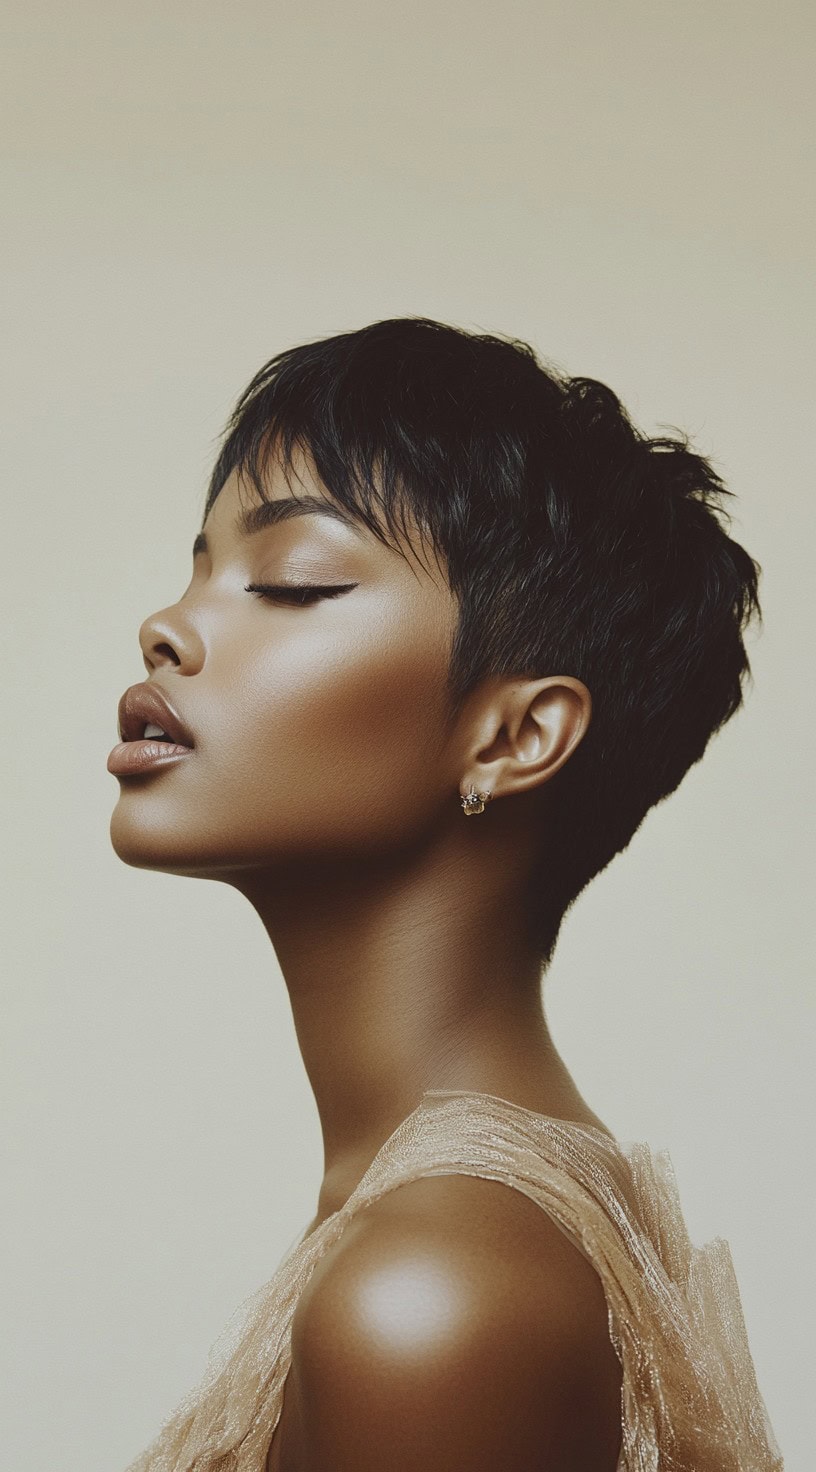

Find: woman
<box><xmin>108</xmin><ymin>316</ymin><xmax>783</xmax><ymax>1471</ymax></box>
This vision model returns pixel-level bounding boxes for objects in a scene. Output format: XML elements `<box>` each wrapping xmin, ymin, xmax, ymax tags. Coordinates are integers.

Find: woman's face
<box><xmin>108</xmin><ymin>449</ymin><xmax>461</xmax><ymax>877</ymax></box>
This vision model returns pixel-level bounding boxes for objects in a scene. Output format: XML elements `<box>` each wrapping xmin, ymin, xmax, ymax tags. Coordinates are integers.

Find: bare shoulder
<box><xmin>277</xmin><ymin>1175</ymin><xmax>623</xmax><ymax>1472</ymax></box>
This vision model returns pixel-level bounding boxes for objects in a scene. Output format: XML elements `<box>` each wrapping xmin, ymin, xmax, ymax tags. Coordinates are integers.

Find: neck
<box><xmin>234</xmin><ymin>821</ymin><xmax>589</xmax><ymax>1221</ymax></box>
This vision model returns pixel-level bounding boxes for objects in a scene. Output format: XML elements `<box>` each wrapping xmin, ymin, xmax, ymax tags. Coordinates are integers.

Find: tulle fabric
<box><xmin>123</xmin><ymin>1088</ymin><xmax>784</xmax><ymax>1471</ymax></box>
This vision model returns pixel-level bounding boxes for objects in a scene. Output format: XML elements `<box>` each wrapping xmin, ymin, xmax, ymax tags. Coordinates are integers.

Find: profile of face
<box><xmin>109</xmin><ymin>446</ymin><xmax>462</xmax><ymax>882</ymax></box>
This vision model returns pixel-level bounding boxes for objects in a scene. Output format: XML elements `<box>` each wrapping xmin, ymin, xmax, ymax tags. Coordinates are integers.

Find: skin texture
<box><xmin>109</xmin><ymin>444</ymin><xmax>622</xmax><ymax>1469</ymax></box>
<box><xmin>270</xmin><ymin>1177</ymin><xmax>624</xmax><ymax>1472</ymax></box>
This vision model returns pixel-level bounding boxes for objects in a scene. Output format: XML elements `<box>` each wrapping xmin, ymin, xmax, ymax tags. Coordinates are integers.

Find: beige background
<box><xmin>2</xmin><ymin>3</ymin><xmax>812</xmax><ymax>1467</ymax></box>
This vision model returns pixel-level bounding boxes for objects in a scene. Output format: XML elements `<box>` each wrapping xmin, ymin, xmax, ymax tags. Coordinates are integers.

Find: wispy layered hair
<box><xmin>204</xmin><ymin>316</ymin><xmax>762</xmax><ymax>967</ymax></box>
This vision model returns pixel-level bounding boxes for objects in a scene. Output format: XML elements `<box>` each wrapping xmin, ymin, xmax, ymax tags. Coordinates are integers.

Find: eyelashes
<box><xmin>244</xmin><ymin>582</ymin><xmax>358</xmax><ymax>607</ymax></box>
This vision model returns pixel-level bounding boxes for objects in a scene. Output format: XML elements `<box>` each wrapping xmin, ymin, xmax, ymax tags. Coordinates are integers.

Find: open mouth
<box><xmin>142</xmin><ymin>723</ymin><xmax>183</xmax><ymax>743</ymax></box>
<box><xmin>117</xmin><ymin>683</ymin><xmax>196</xmax><ymax>749</ymax></box>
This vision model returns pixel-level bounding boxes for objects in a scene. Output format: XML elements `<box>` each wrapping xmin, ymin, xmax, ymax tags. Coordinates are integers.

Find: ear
<box><xmin>461</xmin><ymin>676</ymin><xmax>592</xmax><ymax>804</ymax></box>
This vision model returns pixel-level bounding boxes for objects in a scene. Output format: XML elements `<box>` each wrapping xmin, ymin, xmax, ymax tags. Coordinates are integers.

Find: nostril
<box><xmin>153</xmin><ymin>643</ymin><xmax>180</xmax><ymax>665</ymax></box>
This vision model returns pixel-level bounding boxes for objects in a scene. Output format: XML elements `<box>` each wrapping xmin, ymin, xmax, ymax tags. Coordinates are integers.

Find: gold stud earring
<box><xmin>460</xmin><ymin>784</ymin><xmax>492</xmax><ymax>816</ymax></box>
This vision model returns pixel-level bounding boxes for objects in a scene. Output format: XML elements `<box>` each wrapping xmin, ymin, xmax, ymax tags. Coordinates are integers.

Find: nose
<box><xmin>138</xmin><ymin>601</ymin><xmax>204</xmax><ymax>675</ymax></box>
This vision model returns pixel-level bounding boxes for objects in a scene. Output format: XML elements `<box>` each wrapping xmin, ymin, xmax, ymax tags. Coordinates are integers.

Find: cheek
<box><xmin>211</xmin><ymin>603</ymin><xmax>455</xmax><ymax>851</ymax></box>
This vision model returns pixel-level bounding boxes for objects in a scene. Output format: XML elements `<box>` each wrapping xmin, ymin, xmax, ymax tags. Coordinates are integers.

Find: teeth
<box><xmin>143</xmin><ymin>723</ymin><xmax>170</xmax><ymax>740</ymax></box>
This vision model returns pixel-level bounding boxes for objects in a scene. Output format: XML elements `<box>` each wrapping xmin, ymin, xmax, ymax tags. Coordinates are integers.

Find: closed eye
<box><xmin>244</xmin><ymin>582</ymin><xmax>358</xmax><ymax>606</ymax></box>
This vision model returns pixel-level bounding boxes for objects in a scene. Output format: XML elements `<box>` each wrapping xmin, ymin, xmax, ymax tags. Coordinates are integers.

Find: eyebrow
<box><xmin>193</xmin><ymin>495</ymin><xmax>367</xmax><ymax>559</ymax></box>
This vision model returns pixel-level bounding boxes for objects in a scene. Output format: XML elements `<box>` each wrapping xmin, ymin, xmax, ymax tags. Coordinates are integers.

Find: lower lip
<box><xmin>107</xmin><ymin>740</ymin><xmax>195</xmax><ymax>775</ymax></box>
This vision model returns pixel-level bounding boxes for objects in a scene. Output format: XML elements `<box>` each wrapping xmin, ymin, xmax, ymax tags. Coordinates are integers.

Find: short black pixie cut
<box><xmin>204</xmin><ymin>316</ymin><xmax>762</xmax><ymax>968</ymax></box>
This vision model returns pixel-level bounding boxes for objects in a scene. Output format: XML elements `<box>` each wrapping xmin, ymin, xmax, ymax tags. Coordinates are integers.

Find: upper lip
<box><xmin>117</xmin><ymin>683</ymin><xmax>196</xmax><ymax>747</ymax></box>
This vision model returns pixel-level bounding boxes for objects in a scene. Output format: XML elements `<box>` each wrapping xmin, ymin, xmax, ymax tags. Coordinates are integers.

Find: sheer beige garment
<box><xmin>124</xmin><ymin>1088</ymin><xmax>784</xmax><ymax>1471</ymax></box>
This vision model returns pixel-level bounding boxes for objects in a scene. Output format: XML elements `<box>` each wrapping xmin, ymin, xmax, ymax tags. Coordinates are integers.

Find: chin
<box><xmin>108</xmin><ymin>805</ymin><xmax>271</xmax><ymax>883</ymax></box>
<box><xmin>109</xmin><ymin>805</ymin><xmax>200</xmax><ymax>874</ymax></box>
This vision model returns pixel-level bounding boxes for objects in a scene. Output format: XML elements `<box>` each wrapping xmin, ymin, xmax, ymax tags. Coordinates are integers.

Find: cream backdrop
<box><xmin>2</xmin><ymin>3</ymin><xmax>812</xmax><ymax>1468</ymax></box>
